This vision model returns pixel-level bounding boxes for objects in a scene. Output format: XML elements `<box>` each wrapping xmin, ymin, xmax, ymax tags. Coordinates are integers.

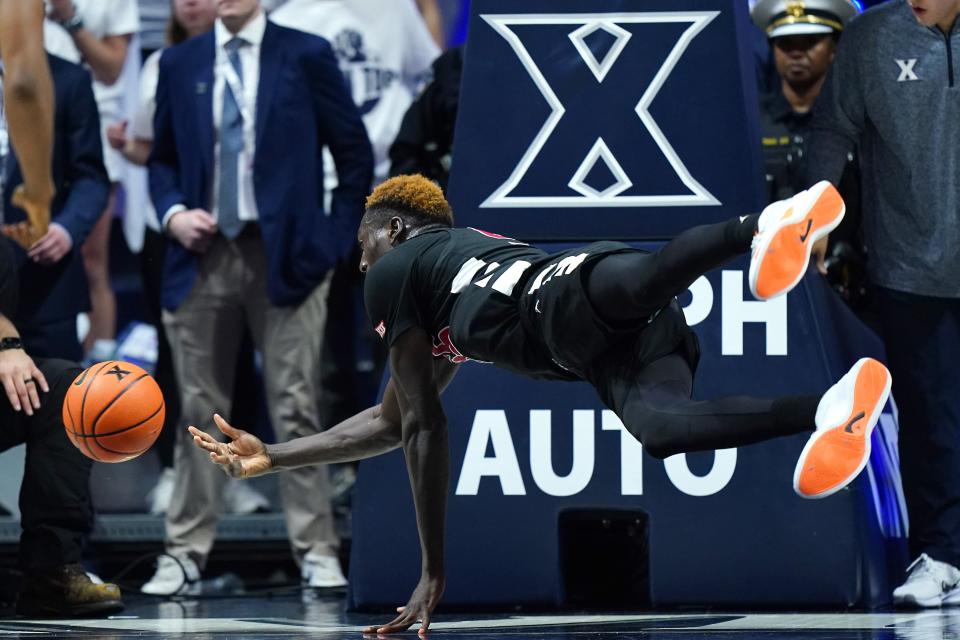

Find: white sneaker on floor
<box><xmin>223</xmin><ymin>479</ymin><xmax>271</xmax><ymax>515</ymax></box>
<box><xmin>141</xmin><ymin>554</ymin><xmax>201</xmax><ymax>596</ymax></box>
<box><xmin>302</xmin><ymin>554</ymin><xmax>347</xmax><ymax>588</ymax></box>
<box><xmin>893</xmin><ymin>554</ymin><xmax>960</xmax><ymax>608</ymax></box>
<box><xmin>146</xmin><ymin>468</ymin><xmax>176</xmax><ymax>515</ymax></box>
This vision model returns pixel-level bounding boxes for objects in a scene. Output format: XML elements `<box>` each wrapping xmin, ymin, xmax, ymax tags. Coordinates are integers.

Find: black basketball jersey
<box><xmin>363</xmin><ymin>227</ymin><xmax>581</xmax><ymax>379</ymax></box>
<box><xmin>363</xmin><ymin>227</ymin><xmax>695</xmax><ymax>381</ymax></box>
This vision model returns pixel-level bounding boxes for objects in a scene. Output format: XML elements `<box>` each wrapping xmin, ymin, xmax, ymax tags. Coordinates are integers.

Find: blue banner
<box><xmin>447</xmin><ymin>0</ymin><xmax>764</xmax><ymax>240</ymax></box>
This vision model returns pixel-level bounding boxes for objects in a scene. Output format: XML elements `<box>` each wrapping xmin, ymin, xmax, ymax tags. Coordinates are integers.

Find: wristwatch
<box><xmin>0</xmin><ymin>337</ymin><xmax>23</xmax><ymax>351</ymax></box>
<box><xmin>60</xmin><ymin>7</ymin><xmax>84</xmax><ymax>34</ymax></box>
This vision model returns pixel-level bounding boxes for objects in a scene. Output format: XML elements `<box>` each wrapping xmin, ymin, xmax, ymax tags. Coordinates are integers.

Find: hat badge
<box><xmin>786</xmin><ymin>0</ymin><xmax>806</xmax><ymax>18</ymax></box>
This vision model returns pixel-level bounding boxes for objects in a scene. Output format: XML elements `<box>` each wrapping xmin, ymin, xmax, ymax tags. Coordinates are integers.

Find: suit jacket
<box><xmin>4</xmin><ymin>55</ymin><xmax>109</xmax><ymax>324</ymax></box>
<box><xmin>149</xmin><ymin>21</ymin><xmax>374</xmax><ymax>311</ymax></box>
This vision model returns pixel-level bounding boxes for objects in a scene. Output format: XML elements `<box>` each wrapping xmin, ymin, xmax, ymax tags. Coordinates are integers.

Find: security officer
<box><xmin>752</xmin><ymin>0</ymin><xmax>870</xmax><ymax>313</ymax></box>
<box><xmin>752</xmin><ymin>0</ymin><xmax>860</xmax><ymax>202</ymax></box>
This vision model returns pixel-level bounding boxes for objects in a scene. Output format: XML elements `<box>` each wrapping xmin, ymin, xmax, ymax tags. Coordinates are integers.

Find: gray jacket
<box><xmin>809</xmin><ymin>0</ymin><xmax>960</xmax><ymax>298</ymax></box>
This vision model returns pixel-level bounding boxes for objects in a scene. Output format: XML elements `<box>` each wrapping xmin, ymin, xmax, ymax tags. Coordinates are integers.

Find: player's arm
<box><xmin>0</xmin><ymin>0</ymin><xmax>55</xmax><ymax>243</ymax></box>
<box><xmin>47</xmin><ymin>1</ymin><xmax>131</xmax><ymax>85</ymax></box>
<box><xmin>364</xmin><ymin>326</ymin><xmax>448</xmax><ymax>636</ymax></box>
<box><xmin>189</xmin><ymin>356</ymin><xmax>459</xmax><ymax>476</ymax></box>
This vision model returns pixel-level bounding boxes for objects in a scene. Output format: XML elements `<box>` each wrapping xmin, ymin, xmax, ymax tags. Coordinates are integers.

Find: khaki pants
<box><xmin>162</xmin><ymin>233</ymin><xmax>336</xmax><ymax>567</ymax></box>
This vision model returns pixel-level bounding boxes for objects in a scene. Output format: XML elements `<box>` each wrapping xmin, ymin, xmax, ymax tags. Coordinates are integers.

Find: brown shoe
<box><xmin>17</xmin><ymin>564</ymin><xmax>124</xmax><ymax>617</ymax></box>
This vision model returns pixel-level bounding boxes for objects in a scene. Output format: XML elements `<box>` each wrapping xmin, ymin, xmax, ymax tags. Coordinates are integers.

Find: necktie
<box><xmin>217</xmin><ymin>38</ymin><xmax>246</xmax><ymax>239</ymax></box>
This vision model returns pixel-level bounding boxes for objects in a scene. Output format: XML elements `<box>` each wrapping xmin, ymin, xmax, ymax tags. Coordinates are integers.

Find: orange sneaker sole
<box><xmin>793</xmin><ymin>358</ymin><xmax>892</xmax><ymax>499</ymax></box>
<box><xmin>749</xmin><ymin>182</ymin><xmax>845</xmax><ymax>300</ymax></box>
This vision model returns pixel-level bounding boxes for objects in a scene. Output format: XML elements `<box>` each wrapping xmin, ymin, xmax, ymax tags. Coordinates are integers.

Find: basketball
<box><xmin>62</xmin><ymin>360</ymin><xmax>165</xmax><ymax>463</ymax></box>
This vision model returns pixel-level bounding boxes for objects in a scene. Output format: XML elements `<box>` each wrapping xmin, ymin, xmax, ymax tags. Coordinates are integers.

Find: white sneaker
<box><xmin>223</xmin><ymin>479</ymin><xmax>271</xmax><ymax>515</ymax></box>
<box><xmin>749</xmin><ymin>181</ymin><xmax>845</xmax><ymax>300</ymax></box>
<box><xmin>793</xmin><ymin>357</ymin><xmax>892</xmax><ymax>499</ymax></box>
<box><xmin>301</xmin><ymin>554</ymin><xmax>347</xmax><ymax>588</ymax></box>
<box><xmin>141</xmin><ymin>554</ymin><xmax>201</xmax><ymax>596</ymax></box>
<box><xmin>146</xmin><ymin>468</ymin><xmax>176</xmax><ymax>516</ymax></box>
<box><xmin>893</xmin><ymin>554</ymin><xmax>960</xmax><ymax>607</ymax></box>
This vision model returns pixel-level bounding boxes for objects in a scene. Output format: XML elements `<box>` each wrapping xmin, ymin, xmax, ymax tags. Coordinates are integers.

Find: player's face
<box><xmin>357</xmin><ymin>220</ymin><xmax>400</xmax><ymax>273</ymax></box>
<box><xmin>908</xmin><ymin>0</ymin><xmax>960</xmax><ymax>29</ymax></box>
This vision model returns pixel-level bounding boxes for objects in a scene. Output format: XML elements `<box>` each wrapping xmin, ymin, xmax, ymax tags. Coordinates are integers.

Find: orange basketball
<box><xmin>62</xmin><ymin>360</ymin><xmax>165</xmax><ymax>463</ymax></box>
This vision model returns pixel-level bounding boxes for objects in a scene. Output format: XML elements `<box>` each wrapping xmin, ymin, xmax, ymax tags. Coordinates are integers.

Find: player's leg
<box><xmin>591</xmin><ymin>351</ymin><xmax>819</xmax><ymax>458</ymax></box>
<box><xmin>592</xmin><ymin>351</ymin><xmax>890</xmax><ymax>498</ymax></box>
<box><xmin>80</xmin><ymin>188</ymin><xmax>117</xmax><ymax>359</ymax></box>
<box><xmin>584</xmin><ymin>214</ymin><xmax>760</xmax><ymax>323</ymax></box>
<box><xmin>584</xmin><ymin>182</ymin><xmax>844</xmax><ymax>324</ymax></box>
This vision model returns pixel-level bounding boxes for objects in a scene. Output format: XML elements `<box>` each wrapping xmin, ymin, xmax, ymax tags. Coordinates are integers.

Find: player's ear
<box><xmin>388</xmin><ymin>216</ymin><xmax>405</xmax><ymax>244</ymax></box>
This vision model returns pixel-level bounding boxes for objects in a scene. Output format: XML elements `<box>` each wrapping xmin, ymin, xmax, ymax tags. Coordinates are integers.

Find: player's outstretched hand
<box><xmin>188</xmin><ymin>413</ymin><xmax>273</xmax><ymax>478</ymax></box>
<box><xmin>362</xmin><ymin>575</ymin><xmax>444</xmax><ymax>636</ymax></box>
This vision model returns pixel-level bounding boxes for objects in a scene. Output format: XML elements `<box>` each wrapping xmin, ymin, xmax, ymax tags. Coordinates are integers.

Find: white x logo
<box><xmin>896</xmin><ymin>58</ymin><xmax>919</xmax><ymax>82</ymax></box>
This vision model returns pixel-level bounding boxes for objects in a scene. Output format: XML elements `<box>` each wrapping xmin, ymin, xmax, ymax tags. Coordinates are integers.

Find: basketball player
<box><xmin>0</xmin><ymin>0</ymin><xmax>56</xmax><ymax>249</ymax></box>
<box><xmin>190</xmin><ymin>175</ymin><xmax>892</xmax><ymax>634</ymax></box>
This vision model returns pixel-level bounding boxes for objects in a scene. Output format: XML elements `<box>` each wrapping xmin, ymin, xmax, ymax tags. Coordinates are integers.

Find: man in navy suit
<box><xmin>146</xmin><ymin>0</ymin><xmax>373</xmax><ymax>594</ymax></box>
<box><xmin>3</xmin><ymin>55</ymin><xmax>110</xmax><ymax>362</ymax></box>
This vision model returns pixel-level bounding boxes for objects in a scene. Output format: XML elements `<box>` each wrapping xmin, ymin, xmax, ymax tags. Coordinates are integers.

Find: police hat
<box><xmin>751</xmin><ymin>0</ymin><xmax>860</xmax><ymax>39</ymax></box>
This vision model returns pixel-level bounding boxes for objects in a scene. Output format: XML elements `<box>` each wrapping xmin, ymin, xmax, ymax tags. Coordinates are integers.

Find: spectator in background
<box><xmin>137</xmin><ymin>0</ymin><xmax>172</xmax><ymax>54</ymax></box>
<box><xmin>415</xmin><ymin>0</ymin><xmax>445</xmax><ymax>49</ymax></box>
<box><xmin>107</xmin><ymin>0</ymin><xmax>270</xmax><ymax>518</ymax></box>
<box><xmin>3</xmin><ymin>54</ymin><xmax>110</xmax><ymax>362</ymax></box>
<box><xmin>46</xmin><ymin>0</ymin><xmax>140</xmax><ymax>363</ymax></box>
<box><xmin>268</xmin><ymin>0</ymin><xmax>438</xmax><ymax>487</ymax></box>
<box><xmin>752</xmin><ymin>0</ymin><xmax>859</xmax><ymax>203</ymax></box>
<box><xmin>270</xmin><ymin>0</ymin><xmax>439</xmax><ymax>186</ymax></box>
<box><xmin>751</xmin><ymin>0</ymin><xmax>870</xmax><ymax>313</ymax></box>
<box><xmin>808</xmin><ymin>0</ymin><xmax>960</xmax><ymax>607</ymax></box>
<box><xmin>144</xmin><ymin>0</ymin><xmax>372</xmax><ymax>594</ymax></box>
<box><xmin>0</xmin><ymin>240</ymin><xmax>123</xmax><ymax>617</ymax></box>
<box><xmin>107</xmin><ymin>0</ymin><xmax>215</xmax><ymax>517</ymax></box>
<box><xmin>389</xmin><ymin>46</ymin><xmax>463</xmax><ymax>190</ymax></box>
<box><xmin>0</xmin><ymin>0</ymin><xmax>55</xmax><ymax>251</ymax></box>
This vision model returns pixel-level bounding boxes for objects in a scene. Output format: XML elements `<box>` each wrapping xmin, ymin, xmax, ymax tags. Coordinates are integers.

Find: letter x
<box><xmin>480</xmin><ymin>12</ymin><xmax>720</xmax><ymax>208</ymax></box>
<box><xmin>896</xmin><ymin>59</ymin><xmax>918</xmax><ymax>82</ymax></box>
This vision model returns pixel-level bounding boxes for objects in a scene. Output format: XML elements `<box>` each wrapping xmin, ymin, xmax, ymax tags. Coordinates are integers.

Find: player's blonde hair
<box><xmin>364</xmin><ymin>174</ymin><xmax>454</xmax><ymax>227</ymax></box>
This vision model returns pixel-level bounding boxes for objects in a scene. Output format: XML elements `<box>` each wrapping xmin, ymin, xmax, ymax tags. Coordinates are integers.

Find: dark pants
<box><xmin>0</xmin><ymin>358</ymin><xmax>93</xmax><ymax>571</ymax></box>
<box><xmin>876</xmin><ymin>287</ymin><xmax>960</xmax><ymax>567</ymax></box>
<box><xmin>583</xmin><ymin>216</ymin><xmax>819</xmax><ymax>458</ymax></box>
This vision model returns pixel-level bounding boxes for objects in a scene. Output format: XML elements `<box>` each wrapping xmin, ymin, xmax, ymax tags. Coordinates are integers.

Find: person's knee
<box><xmin>640</xmin><ymin>426</ymin><xmax>679</xmax><ymax>460</ymax></box>
<box><xmin>624</xmin><ymin>405</ymin><xmax>684</xmax><ymax>460</ymax></box>
<box><xmin>39</xmin><ymin>358</ymin><xmax>82</xmax><ymax>385</ymax></box>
